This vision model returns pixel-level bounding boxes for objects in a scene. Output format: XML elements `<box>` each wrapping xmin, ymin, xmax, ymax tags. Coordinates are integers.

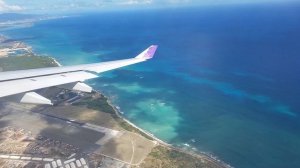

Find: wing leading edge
<box><xmin>0</xmin><ymin>45</ymin><xmax>158</xmax><ymax>104</ymax></box>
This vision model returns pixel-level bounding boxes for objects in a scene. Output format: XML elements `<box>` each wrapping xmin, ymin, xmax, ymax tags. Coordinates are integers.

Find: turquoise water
<box><xmin>2</xmin><ymin>4</ymin><xmax>300</xmax><ymax>168</ymax></box>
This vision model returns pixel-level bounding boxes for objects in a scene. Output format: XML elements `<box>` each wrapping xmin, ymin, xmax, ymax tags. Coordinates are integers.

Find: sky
<box><xmin>1</xmin><ymin>0</ymin><xmax>299</xmax><ymax>13</ymax></box>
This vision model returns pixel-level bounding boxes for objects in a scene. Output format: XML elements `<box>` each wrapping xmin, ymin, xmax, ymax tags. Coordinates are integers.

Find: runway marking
<box><xmin>0</xmin><ymin>154</ymin><xmax>55</xmax><ymax>162</ymax></box>
<box><xmin>43</xmin><ymin>158</ymin><xmax>54</xmax><ymax>162</ymax></box>
<box><xmin>0</xmin><ymin>153</ymin><xmax>90</xmax><ymax>167</ymax></box>
<box><xmin>0</xmin><ymin>155</ymin><xmax>9</xmax><ymax>158</ymax></box>
<box><xmin>9</xmin><ymin>155</ymin><xmax>20</xmax><ymax>159</ymax></box>
<box><xmin>64</xmin><ymin>158</ymin><xmax>76</xmax><ymax>164</ymax></box>
<box><xmin>32</xmin><ymin>157</ymin><xmax>42</xmax><ymax>161</ymax></box>
<box><xmin>21</xmin><ymin>157</ymin><xmax>31</xmax><ymax>160</ymax></box>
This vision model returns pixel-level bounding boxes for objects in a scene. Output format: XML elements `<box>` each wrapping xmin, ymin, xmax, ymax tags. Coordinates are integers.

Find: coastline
<box><xmin>101</xmin><ymin>91</ymin><xmax>232</xmax><ymax>168</ymax></box>
<box><xmin>105</xmin><ymin>93</ymin><xmax>170</xmax><ymax>147</ymax></box>
<box><xmin>0</xmin><ymin>33</ymin><xmax>231</xmax><ymax>168</ymax></box>
<box><xmin>53</xmin><ymin>58</ymin><xmax>62</xmax><ymax>66</ymax></box>
<box><xmin>0</xmin><ymin>35</ymin><xmax>33</xmax><ymax>57</ymax></box>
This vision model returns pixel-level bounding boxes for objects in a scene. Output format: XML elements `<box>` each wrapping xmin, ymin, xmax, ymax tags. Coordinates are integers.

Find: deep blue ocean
<box><xmin>2</xmin><ymin>3</ymin><xmax>300</xmax><ymax>168</ymax></box>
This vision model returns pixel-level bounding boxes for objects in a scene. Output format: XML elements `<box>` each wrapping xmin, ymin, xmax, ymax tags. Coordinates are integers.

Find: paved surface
<box><xmin>0</xmin><ymin>154</ymin><xmax>89</xmax><ymax>168</ymax></box>
<box><xmin>0</xmin><ymin>102</ymin><xmax>118</xmax><ymax>153</ymax></box>
<box><xmin>0</xmin><ymin>101</ymin><xmax>155</xmax><ymax>166</ymax></box>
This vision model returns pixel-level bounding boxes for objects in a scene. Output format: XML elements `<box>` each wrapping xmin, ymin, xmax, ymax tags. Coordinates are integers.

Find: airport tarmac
<box><xmin>0</xmin><ymin>102</ymin><xmax>107</xmax><ymax>153</ymax></box>
<box><xmin>0</xmin><ymin>101</ymin><xmax>155</xmax><ymax>165</ymax></box>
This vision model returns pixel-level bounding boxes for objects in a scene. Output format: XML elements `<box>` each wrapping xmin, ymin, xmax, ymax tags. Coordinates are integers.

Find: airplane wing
<box><xmin>0</xmin><ymin>45</ymin><xmax>158</xmax><ymax>105</ymax></box>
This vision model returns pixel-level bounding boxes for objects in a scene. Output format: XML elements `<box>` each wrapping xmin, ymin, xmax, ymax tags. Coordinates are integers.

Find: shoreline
<box><xmin>0</xmin><ymin>35</ymin><xmax>33</xmax><ymax>57</ymax></box>
<box><xmin>104</xmin><ymin>93</ymin><xmax>170</xmax><ymax>146</ymax></box>
<box><xmin>0</xmin><ymin>33</ymin><xmax>231</xmax><ymax>168</ymax></box>
<box><xmin>101</xmin><ymin>92</ymin><xmax>232</xmax><ymax>168</ymax></box>
<box><xmin>52</xmin><ymin>58</ymin><xmax>62</xmax><ymax>66</ymax></box>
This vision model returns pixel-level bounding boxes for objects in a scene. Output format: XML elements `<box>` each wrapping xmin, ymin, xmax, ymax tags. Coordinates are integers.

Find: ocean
<box><xmin>2</xmin><ymin>3</ymin><xmax>300</xmax><ymax>168</ymax></box>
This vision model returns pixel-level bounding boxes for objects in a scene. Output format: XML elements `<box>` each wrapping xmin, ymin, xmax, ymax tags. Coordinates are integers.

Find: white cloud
<box><xmin>119</xmin><ymin>0</ymin><xmax>153</xmax><ymax>5</ymax></box>
<box><xmin>5</xmin><ymin>0</ymin><xmax>299</xmax><ymax>13</ymax></box>
<box><xmin>0</xmin><ymin>0</ymin><xmax>22</xmax><ymax>12</ymax></box>
<box><xmin>167</xmin><ymin>0</ymin><xmax>190</xmax><ymax>3</ymax></box>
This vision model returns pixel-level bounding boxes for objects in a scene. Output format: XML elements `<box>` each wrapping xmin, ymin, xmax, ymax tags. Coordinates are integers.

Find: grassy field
<box><xmin>0</xmin><ymin>55</ymin><xmax>58</xmax><ymax>71</ymax></box>
<box><xmin>137</xmin><ymin>146</ymin><xmax>225</xmax><ymax>168</ymax></box>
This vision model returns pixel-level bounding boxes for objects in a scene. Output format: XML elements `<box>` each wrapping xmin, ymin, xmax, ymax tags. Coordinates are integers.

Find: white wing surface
<box><xmin>0</xmin><ymin>45</ymin><xmax>158</xmax><ymax>104</ymax></box>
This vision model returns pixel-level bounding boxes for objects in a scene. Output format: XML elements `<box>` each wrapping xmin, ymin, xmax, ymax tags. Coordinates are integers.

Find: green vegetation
<box><xmin>0</xmin><ymin>55</ymin><xmax>58</xmax><ymax>71</ymax></box>
<box><xmin>73</xmin><ymin>94</ymin><xmax>116</xmax><ymax>114</ymax></box>
<box><xmin>149</xmin><ymin>146</ymin><xmax>193</xmax><ymax>160</ymax></box>
<box><xmin>74</xmin><ymin>93</ymin><xmax>154</xmax><ymax>140</ymax></box>
<box><xmin>138</xmin><ymin>146</ymin><xmax>218</xmax><ymax>168</ymax></box>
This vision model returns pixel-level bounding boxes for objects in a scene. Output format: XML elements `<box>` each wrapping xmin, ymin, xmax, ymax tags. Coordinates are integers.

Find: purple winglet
<box><xmin>145</xmin><ymin>45</ymin><xmax>158</xmax><ymax>59</ymax></box>
<box><xmin>136</xmin><ymin>45</ymin><xmax>158</xmax><ymax>59</ymax></box>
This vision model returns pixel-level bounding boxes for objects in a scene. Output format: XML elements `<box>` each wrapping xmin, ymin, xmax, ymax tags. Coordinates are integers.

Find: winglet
<box><xmin>135</xmin><ymin>45</ymin><xmax>158</xmax><ymax>60</ymax></box>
